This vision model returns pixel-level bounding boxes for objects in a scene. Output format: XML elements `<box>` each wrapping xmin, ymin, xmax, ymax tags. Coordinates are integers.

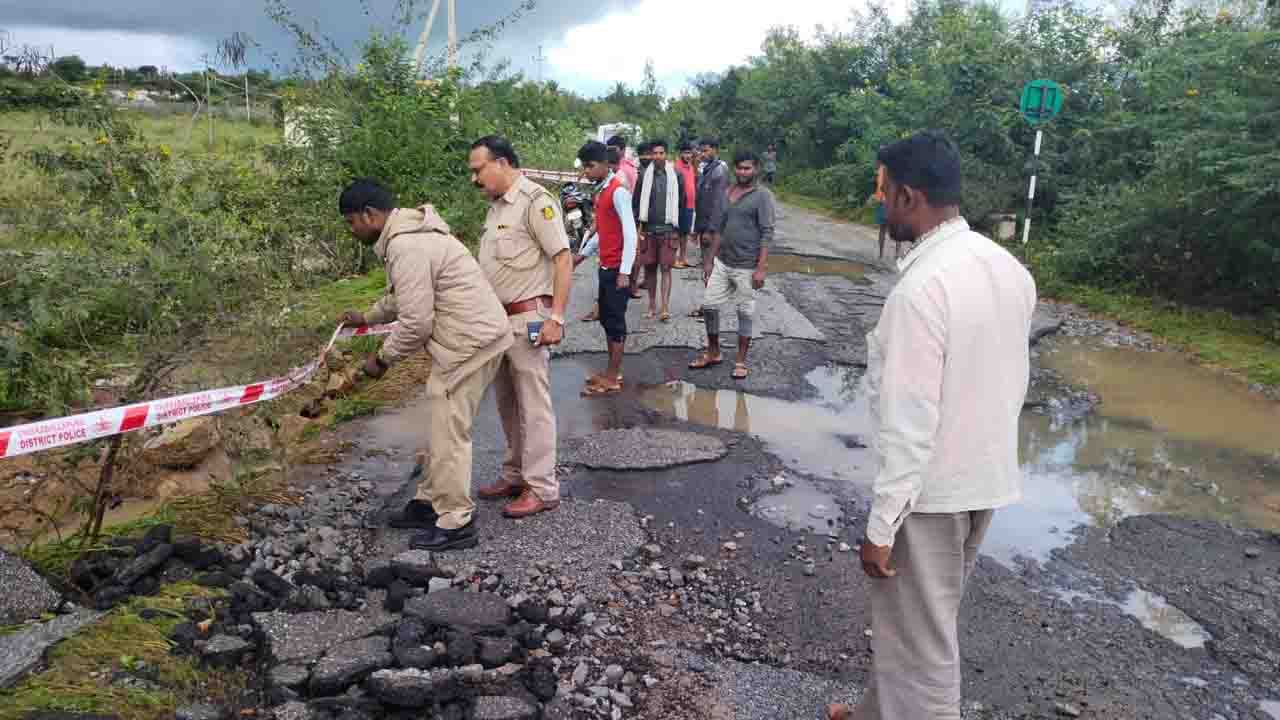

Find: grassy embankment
<box><xmin>0</xmin><ymin>111</ymin><xmax>399</xmax><ymax>718</ymax></box>
<box><xmin>0</xmin><ymin>583</ymin><xmax>244</xmax><ymax>720</ymax></box>
<box><xmin>0</xmin><ymin>107</ymin><xmax>278</xmax><ymax>154</ymax></box>
<box><xmin>776</xmin><ymin>189</ymin><xmax>1280</xmax><ymax>390</ymax></box>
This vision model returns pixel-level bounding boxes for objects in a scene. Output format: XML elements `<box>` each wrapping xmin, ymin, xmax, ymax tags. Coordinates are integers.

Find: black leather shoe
<box><xmin>388</xmin><ymin>500</ymin><xmax>438</xmax><ymax>529</ymax></box>
<box><xmin>409</xmin><ymin>521</ymin><xmax>478</xmax><ymax>551</ymax></box>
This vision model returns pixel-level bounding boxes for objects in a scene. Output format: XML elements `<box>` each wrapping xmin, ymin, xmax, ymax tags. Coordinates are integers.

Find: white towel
<box><xmin>638</xmin><ymin>163</ymin><xmax>679</xmax><ymax>226</ymax></box>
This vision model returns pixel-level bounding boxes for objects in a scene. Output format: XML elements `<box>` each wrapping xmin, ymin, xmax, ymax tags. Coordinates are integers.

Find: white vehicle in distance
<box><xmin>595</xmin><ymin>123</ymin><xmax>643</xmax><ymax>163</ymax></box>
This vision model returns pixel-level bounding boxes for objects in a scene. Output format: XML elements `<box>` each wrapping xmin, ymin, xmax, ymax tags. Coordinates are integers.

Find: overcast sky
<box><xmin>0</xmin><ymin>0</ymin><xmax>932</xmax><ymax>97</ymax></box>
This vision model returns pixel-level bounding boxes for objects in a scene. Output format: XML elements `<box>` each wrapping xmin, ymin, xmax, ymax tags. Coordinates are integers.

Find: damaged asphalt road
<box><xmin>289</xmin><ymin>201</ymin><xmax>1279</xmax><ymax>720</ymax></box>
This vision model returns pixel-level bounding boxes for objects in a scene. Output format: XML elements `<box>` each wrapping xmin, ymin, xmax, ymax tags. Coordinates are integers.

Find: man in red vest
<box><xmin>573</xmin><ymin>140</ymin><xmax>638</xmax><ymax>396</ymax></box>
<box><xmin>674</xmin><ymin>141</ymin><xmax>699</xmax><ymax>269</ymax></box>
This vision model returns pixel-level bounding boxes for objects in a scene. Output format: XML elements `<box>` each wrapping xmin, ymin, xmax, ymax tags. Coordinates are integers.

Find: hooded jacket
<box><xmin>364</xmin><ymin>205</ymin><xmax>513</xmax><ymax>388</ymax></box>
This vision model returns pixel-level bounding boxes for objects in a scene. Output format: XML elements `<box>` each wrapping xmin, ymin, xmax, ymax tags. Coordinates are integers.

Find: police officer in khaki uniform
<box><xmin>468</xmin><ymin>135</ymin><xmax>573</xmax><ymax>518</ymax></box>
<box><xmin>337</xmin><ymin>179</ymin><xmax>511</xmax><ymax>552</ymax></box>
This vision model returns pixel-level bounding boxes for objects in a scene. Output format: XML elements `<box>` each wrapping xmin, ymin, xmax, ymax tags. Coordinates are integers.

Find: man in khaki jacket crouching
<box><xmin>337</xmin><ymin>179</ymin><xmax>512</xmax><ymax>552</ymax></box>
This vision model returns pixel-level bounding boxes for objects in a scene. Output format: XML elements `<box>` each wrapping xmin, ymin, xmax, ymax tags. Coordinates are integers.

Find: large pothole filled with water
<box><xmin>638</xmin><ymin>344</ymin><xmax>1280</xmax><ymax>566</ymax></box>
<box><xmin>768</xmin><ymin>254</ymin><xmax>871</xmax><ymax>284</ymax></box>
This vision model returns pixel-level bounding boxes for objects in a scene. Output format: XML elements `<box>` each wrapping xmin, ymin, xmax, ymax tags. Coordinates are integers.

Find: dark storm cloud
<box><xmin>0</xmin><ymin>0</ymin><xmax>633</xmax><ymax>81</ymax></box>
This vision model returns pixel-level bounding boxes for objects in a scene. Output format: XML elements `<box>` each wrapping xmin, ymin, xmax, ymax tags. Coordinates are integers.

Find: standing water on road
<box><xmin>640</xmin><ymin>343</ymin><xmax>1280</xmax><ymax>565</ymax></box>
<box><xmin>765</xmin><ymin>255</ymin><xmax>871</xmax><ymax>284</ymax></box>
<box><xmin>640</xmin><ymin>365</ymin><xmax>875</xmax><ymax>484</ymax></box>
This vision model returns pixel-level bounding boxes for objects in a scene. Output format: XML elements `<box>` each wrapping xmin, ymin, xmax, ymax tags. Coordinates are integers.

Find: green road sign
<box><xmin>1020</xmin><ymin>79</ymin><xmax>1063</xmax><ymax>125</ymax></box>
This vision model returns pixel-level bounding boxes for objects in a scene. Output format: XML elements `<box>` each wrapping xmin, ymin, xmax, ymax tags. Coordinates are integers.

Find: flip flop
<box><xmin>689</xmin><ymin>353</ymin><xmax>723</xmax><ymax>369</ymax></box>
<box><xmin>732</xmin><ymin>362</ymin><xmax>750</xmax><ymax>380</ymax></box>
<box><xmin>581</xmin><ymin>380</ymin><xmax>623</xmax><ymax>397</ymax></box>
<box><xmin>643</xmin><ymin>310</ymin><xmax>658</xmax><ymax>320</ymax></box>
<box><xmin>659</xmin><ymin>312</ymin><xmax>671</xmax><ymax>323</ymax></box>
<box><xmin>585</xmin><ymin>372</ymin><xmax>624</xmax><ymax>386</ymax></box>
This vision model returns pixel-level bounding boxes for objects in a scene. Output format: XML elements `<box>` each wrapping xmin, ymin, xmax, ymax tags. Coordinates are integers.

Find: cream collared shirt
<box><xmin>865</xmin><ymin>217</ymin><xmax>1038</xmax><ymax>547</ymax></box>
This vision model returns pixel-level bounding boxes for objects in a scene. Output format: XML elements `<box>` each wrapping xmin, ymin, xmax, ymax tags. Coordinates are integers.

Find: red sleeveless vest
<box><xmin>595</xmin><ymin>175</ymin><xmax>625</xmax><ymax>269</ymax></box>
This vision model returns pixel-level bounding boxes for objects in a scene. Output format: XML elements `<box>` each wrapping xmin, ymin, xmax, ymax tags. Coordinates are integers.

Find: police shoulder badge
<box><xmin>541</xmin><ymin>205</ymin><xmax>555</xmax><ymax>221</ymax></box>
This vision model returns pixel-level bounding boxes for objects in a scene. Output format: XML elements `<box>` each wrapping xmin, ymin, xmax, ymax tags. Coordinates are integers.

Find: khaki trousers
<box><xmin>854</xmin><ymin>510</ymin><xmax>994</xmax><ymax>720</ymax></box>
<box><xmin>494</xmin><ymin>310</ymin><xmax>559</xmax><ymax>502</ymax></box>
<box><xmin>419</xmin><ymin>355</ymin><xmax>504</xmax><ymax>529</ymax></box>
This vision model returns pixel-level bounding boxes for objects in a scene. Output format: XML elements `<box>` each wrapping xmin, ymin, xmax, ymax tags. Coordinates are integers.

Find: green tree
<box><xmin>50</xmin><ymin>55</ymin><xmax>87</xmax><ymax>82</ymax></box>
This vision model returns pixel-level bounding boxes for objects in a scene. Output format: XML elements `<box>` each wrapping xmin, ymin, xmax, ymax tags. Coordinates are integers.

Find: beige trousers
<box><xmin>419</xmin><ymin>354</ymin><xmax>504</xmax><ymax>529</ymax></box>
<box><xmin>703</xmin><ymin>259</ymin><xmax>758</xmax><ymax>338</ymax></box>
<box><xmin>494</xmin><ymin>310</ymin><xmax>559</xmax><ymax>502</ymax></box>
<box><xmin>854</xmin><ymin>510</ymin><xmax>994</xmax><ymax>720</ymax></box>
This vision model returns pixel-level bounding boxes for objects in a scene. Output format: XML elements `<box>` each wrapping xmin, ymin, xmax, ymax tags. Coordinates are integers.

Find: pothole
<box><xmin>751</xmin><ymin>474</ymin><xmax>843</xmax><ymax>534</ymax></box>
<box><xmin>768</xmin><ymin>254</ymin><xmax>870</xmax><ymax>284</ymax></box>
<box><xmin>1122</xmin><ymin>588</ymin><xmax>1211</xmax><ymax>649</ymax></box>
<box><xmin>1055</xmin><ymin>585</ymin><xmax>1211</xmax><ymax>649</ymax></box>
<box><xmin>637</xmin><ymin>364</ymin><xmax>873</xmax><ymax>482</ymax></box>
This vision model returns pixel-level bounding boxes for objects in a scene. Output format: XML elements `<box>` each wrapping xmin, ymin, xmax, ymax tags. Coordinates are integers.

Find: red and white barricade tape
<box><xmin>0</xmin><ymin>322</ymin><xmax>399</xmax><ymax>460</ymax></box>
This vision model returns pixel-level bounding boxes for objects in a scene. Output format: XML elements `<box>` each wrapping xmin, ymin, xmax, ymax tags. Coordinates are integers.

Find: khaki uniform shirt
<box><xmin>364</xmin><ymin>205</ymin><xmax>512</xmax><ymax>389</ymax></box>
<box><xmin>478</xmin><ymin>175</ymin><xmax>571</xmax><ymax>306</ymax></box>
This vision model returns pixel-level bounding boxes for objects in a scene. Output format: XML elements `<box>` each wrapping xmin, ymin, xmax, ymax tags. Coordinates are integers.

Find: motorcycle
<box><xmin>560</xmin><ymin>183</ymin><xmax>593</xmax><ymax>252</ymax></box>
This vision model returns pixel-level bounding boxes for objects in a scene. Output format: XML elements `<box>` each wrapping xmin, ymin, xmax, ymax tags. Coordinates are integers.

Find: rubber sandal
<box><xmin>732</xmin><ymin>362</ymin><xmax>750</xmax><ymax>380</ymax></box>
<box><xmin>643</xmin><ymin>310</ymin><xmax>657</xmax><ymax>320</ymax></box>
<box><xmin>689</xmin><ymin>353</ymin><xmax>723</xmax><ymax>369</ymax></box>
<box><xmin>659</xmin><ymin>312</ymin><xmax>671</xmax><ymax>323</ymax></box>
<box><xmin>585</xmin><ymin>372</ymin><xmax>624</xmax><ymax>386</ymax></box>
<box><xmin>581</xmin><ymin>381</ymin><xmax>623</xmax><ymax>397</ymax></box>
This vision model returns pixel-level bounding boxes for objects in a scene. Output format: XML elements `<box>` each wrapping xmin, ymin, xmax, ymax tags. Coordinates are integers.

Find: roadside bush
<box><xmin>275</xmin><ymin>34</ymin><xmax>583</xmax><ymax>262</ymax></box>
<box><xmin>778</xmin><ymin>164</ymin><xmax>871</xmax><ymax>214</ymax></box>
<box><xmin>2</xmin><ymin>33</ymin><xmax>588</xmax><ymax>415</ymax></box>
<box><xmin>1</xmin><ymin>89</ymin><xmax>298</xmax><ymax>413</ymax></box>
<box><xmin>0</xmin><ymin>78</ymin><xmax>80</xmax><ymax>111</ymax></box>
<box><xmin>682</xmin><ymin>0</ymin><xmax>1280</xmax><ymax>311</ymax></box>
<box><xmin>1046</xmin><ymin>24</ymin><xmax>1280</xmax><ymax>311</ymax></box>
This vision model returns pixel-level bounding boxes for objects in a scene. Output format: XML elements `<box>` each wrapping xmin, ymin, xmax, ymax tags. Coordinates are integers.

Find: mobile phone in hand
<box><xmin>527</xmin><ymin>321</ymin><xmax>544</xmax><ymax>344</ymax></box>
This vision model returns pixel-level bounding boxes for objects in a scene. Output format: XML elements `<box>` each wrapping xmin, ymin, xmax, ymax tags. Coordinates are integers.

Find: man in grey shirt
<box><xmin>688</xmin><ymin>150</ymin><xmax>775</xmax><ymax>380</ymax></box>
<box><xmin>691</xmin><ymin>138</ymin><xmax>729</xmax><ymax>319</ymax></box>
<box><xmin>695</xmin><ymin>139</ymin><xmax>729</xmax><ymax>250</ymax></box>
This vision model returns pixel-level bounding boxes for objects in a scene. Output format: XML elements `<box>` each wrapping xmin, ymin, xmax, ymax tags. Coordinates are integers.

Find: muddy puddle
<box><xmin>1122</xmin><ymin>588</ymin><xmax>1212</xmax><ymax>648</ymax></box>
<box><xmin>1055</xmin><ymin>586</ymin><xmax>1212</xmax><ymax>649</ymax></box>
<box><xmin>752</xmin><ymin>473</ymin><xmax>844</xmax><ymax>534</ymax></box>
<box><xmin>1041</xmin><ymin>343</ymin><xmax>1280</xmax><ymax>458</ymax></box>
<box><xmin>1003</xmin><ymin>343</ymin><xmax>1280</xmax><ymax>561</ymax></box>
<box><xmin>768</xmin><ymin>254</ymin><xmax>870</xmax><ymax>283</ymax></box>
<box><xmin>639</xmin><ymin>365</ymin><xmax>874</xmax><ymax>483</ymax></box>
<box><xmin>639</xmin><ymin>343</ymin><xmax>1280</xmax><ymax>565</ymax></box>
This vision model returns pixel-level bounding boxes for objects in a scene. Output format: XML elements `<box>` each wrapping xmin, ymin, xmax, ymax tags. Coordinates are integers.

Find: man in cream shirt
<box><xmin>829</xmin><ymin>132</ymin><xmax>1037</xmax><ymax>720</ymax></box>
